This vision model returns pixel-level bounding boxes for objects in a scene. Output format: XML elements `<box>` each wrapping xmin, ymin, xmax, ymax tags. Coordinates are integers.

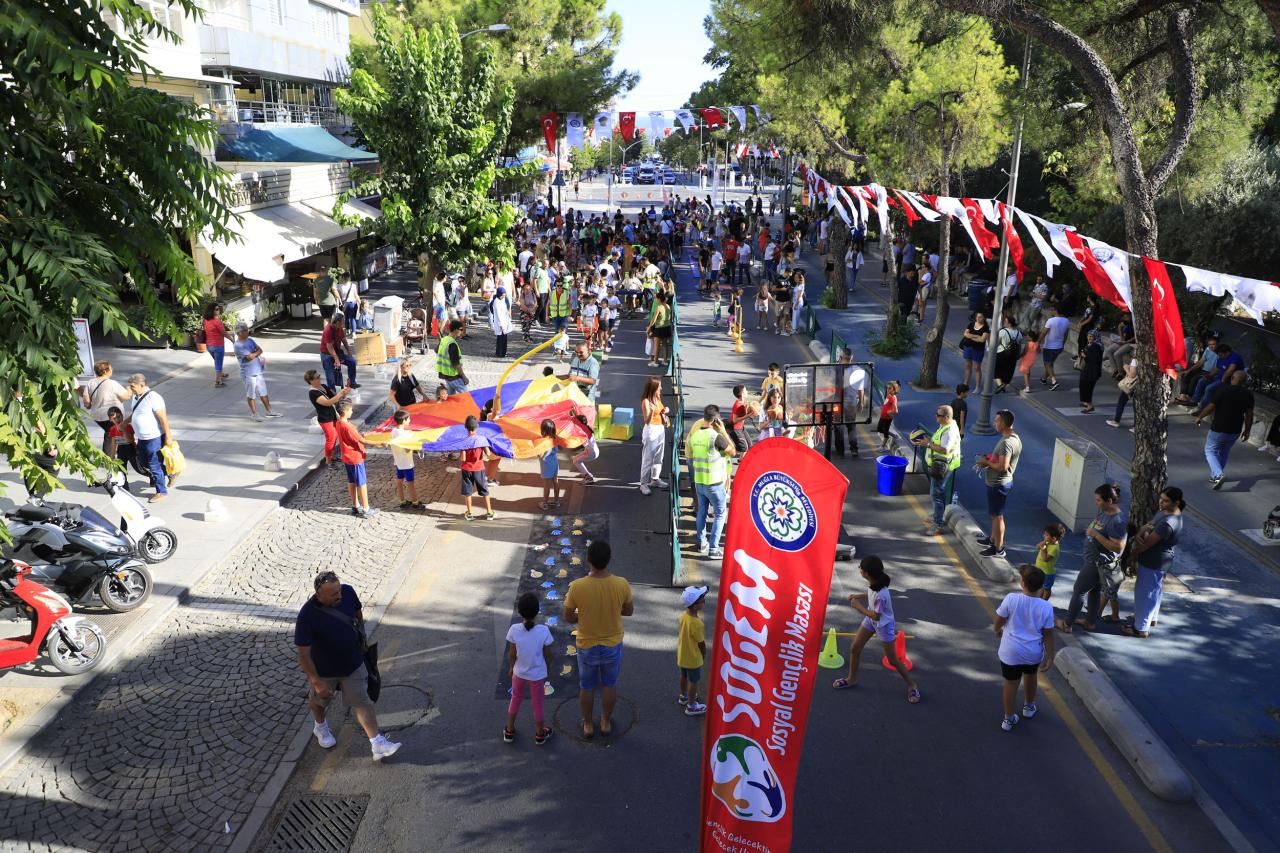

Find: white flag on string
<box><xmin>674</xmin><ymin>109</ymin><xmax>696</xmax><ymax>133</ymax></box>
<box><xmin>649</xmin><ymin>111</ymin><xmax>666</xmax><ymax>139</ymax></box>
<box><xmin>593</xmin><ymin>112</ymin><xmax>613</xmax><ymax>139</ymax></box>
<box><xmin>1013</xmin><ymin>208</ymin><xmax>1061</xmax><ymax>278</ymax></box>
<box><xmin>729</xmin><ymin>106</ymin><xmax>748</xmax><ymax>131</ymax></box>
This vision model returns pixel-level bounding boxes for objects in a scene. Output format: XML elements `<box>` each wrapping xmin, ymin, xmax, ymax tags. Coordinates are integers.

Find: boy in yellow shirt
<box><xmin>678</xmin><ymin>586</ymin><xmax>708</xmax><ymax>716</ymax></box>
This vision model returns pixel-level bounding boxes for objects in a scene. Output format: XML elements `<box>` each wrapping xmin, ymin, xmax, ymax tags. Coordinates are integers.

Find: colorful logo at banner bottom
<box><xmin>749</xmin><ymin>472</ymin><xmax>817</xmax><ymax>552</ymax></box>
<box><xmin>709</xmin><ymin>734</ymin><xmax>786</xmax><ymax>823</ymax></box>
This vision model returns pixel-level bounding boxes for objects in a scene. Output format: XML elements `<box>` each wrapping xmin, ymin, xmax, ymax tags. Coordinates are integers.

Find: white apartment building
<box><xmin>199</xmin><ymin>0</ymin><xmax>359</xmax><ymax>133</ymax></box>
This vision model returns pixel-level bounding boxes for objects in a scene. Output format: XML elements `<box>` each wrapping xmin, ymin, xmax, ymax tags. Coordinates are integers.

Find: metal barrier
<box><xmin>669</xmin><ymin>297</ymin><xmax>686</xmax><ymax>585</ymax></box>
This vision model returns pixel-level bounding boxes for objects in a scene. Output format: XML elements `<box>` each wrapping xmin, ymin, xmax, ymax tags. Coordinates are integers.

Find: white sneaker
<box><xmin>370</xmin><ymin>734</ymin><xmax>402</xmax><ymax>761</ymax></box>
<box><xmin>1260</xmin><ymin>443</ymin><xmax>1277</xmax><ymax>454</ymax></box>
<box><xmin>655</xmin><ymin>479</ymin><xmax>670</xmax><ymax>490</ymax></box>
<box><xmin>640</xmin><ymin>484</ymin><xmax>652</xmax><ymax>496</ymax></box>
<box><xmin>313</xmin><ymin>723</ymin><xmax>336</xmax><ymax>749</ymax></box>
<box><xmin>264</xmin><ymin>411</ymin><xmax>284</xmax><ymax>418</ymax></box>
<box><xmin>699</xmin><ymin>542</ymin><xmax>710</xmax><ymax>556</ymax></box>
<box><xmin>709</xmin><ymin>548</ymin><xmax>724</xmax><ymax>558</ymax></box>
<box><xmin>685</xmin><ymin>701</ymin><xmax>707</xmax><ymax>716</ymax></box>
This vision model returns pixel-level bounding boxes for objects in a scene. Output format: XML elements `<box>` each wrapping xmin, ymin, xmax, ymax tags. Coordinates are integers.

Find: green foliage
<box><xmin>336</xmin><ymin>5</ymin><xmax>532</xmax><ymax>275</ymax></box>
<box><xmin>819</xmin><ymin>288</ymin><xmax>840</xmax><ymax>308</ymax></box>
<box><xmin>866</xmin><ymin>305</ymin><xmax>919</xmax><ymax>357</ymax></box>
<box><xmin>0</xmin><ymin>0</ymin><xmax>235</xmax><ymax>501</ymax></box>
<box><xmin>394</xmin><ymin>0</ymin><xmax>636</xmax><ymax>150</ymax></box>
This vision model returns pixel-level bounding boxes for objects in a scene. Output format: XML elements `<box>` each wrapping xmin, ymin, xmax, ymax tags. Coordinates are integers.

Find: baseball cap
<box><xmin>681</xmin><ymin>585</ymin><xmax>708</xmax><ymax>608</ymax></box>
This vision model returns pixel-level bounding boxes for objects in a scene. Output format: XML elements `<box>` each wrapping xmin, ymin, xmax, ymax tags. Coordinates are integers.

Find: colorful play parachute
<box><xmin>364</xmin><ymin>374</ymin><xmax>596</xmax><ymax>458</ymax></box>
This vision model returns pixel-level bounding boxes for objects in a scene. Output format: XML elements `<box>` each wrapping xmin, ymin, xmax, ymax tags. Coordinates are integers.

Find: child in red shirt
<box><xmin>106</xmin><ymin>406</ymin><xmax>141</xmax><ymax>489</ymax></box>
<box><xmin>335</xmin><ymin>401</ymin><xmax>377</xmax><ymax>517</ymax></box>
<box><xmin>460</xmin><ymin>415</ymin><xmax>493</xmax><ymax>520</ymax></box>
<box><xmin>877</xmin><ymin>380</ymin><xmax>900</xmax><ymax>450</ymax></box>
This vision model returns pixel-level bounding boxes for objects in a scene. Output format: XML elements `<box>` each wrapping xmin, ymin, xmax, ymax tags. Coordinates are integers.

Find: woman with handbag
<box><xmin>80</xmin><ymin>360</ymin><xmax>133</xmax><ymax>453</ymax></box>
<box><xmin>1107</xmin><ymin>359</ymin><xmax>1139</xmax><ymax>428</ymax></box>
<box><xmin>1078</xmin><ymin>329</ymin><xmax>1104</xmax><ymax>413</ymax></box>
<box><xmin>1056</xmin><ymin>484</ymin><xmax>1128</xmax><ymax>632</ymax></box>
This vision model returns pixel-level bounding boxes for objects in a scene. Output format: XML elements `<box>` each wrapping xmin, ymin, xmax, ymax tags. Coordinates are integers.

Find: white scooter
<box><xmin>96</xmin><ymin>474</ymin><xmax>178</xmax><ymax>564</ymax></box>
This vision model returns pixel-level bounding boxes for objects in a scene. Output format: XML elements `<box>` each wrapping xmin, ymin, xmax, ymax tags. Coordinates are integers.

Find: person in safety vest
<box><xmin>688</xmin><ymin>404</ymin><xmax>737</xmax><ymax>557</ymax></box>
<box><xmin>437</xmin><ymin>319</ymin><xmax>469</xmax><ymax>394</ymax></box>
<box><xmin>548</xmin><ymin>278</ymin><xmax>572</xmax><ymax>361</ymax></box>
<box><xmin>913</xmin><ymin>404</ymin><xmax>961</xmax><ymax>536</ymax></box>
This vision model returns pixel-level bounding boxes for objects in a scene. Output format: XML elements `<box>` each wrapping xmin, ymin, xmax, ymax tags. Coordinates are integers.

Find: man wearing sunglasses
<box><xmin>295</xmin><ymin>571</ymin><xmax>401</xmax><ymax>761</ymax></box>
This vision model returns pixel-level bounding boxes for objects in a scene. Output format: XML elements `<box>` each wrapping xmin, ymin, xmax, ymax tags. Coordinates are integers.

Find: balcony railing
<box><xmin>211</xmin><ymin>100</ymin><xmax>350</xmax><ymax>132</ymax></box>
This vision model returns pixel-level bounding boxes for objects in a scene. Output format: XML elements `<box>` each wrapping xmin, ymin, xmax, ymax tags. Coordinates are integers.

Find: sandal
<box><xmin>535</xmin><ymin>727</ymin><xmax>554</xmax><ymax>746</ymax></box>
<box><xmin>1121</xmin><ymin>625</ymin><xmax>1150</xmax><ymax>638</ymax></box>
<box><xmin>832</xmin><ymin>678</ymin><xmax>855</xmax><ymax>690</ymax></box>
<box><xmin>599</xmin><ymin>719</ymin><xmax>613</xmax><ymax>737</ymax></box>
<box><xmin>539</xmin><ymin>501</ymin><xmax>553</xmax><ymax>511</ymax></box>
<box><xmin>906</xmin><ymin>688</ymin><xmax>922</xmax><ymax>704</ymax></box>
<box><xmin>581</xmin><ymin>720</ymin><xmax>595</xmax><ymax>739</ymax></box>
<box><xmin>1102</xmin><ymin>615</ymin><xmax>1120</xmax><ymax>624</ymax></box>
<box><xmin>1054</xmin><ymin>618</ymin><xmax>1073</xmax><ymax>633</ymax></box>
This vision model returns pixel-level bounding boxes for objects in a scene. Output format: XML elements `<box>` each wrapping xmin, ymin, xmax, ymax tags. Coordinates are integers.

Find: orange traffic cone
<box><xmin>881</xmin><ymin>630</ymin><xmax>913</xmax><ymax>671</ymax></box>
<box><xmin>430</xmin><ymin>316</ymin><xmax>439</xmax><ymax>337</ymax></box>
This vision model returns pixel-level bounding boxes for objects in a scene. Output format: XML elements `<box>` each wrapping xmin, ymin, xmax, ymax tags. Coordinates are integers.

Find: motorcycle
<box><xmin>0</xmin><ymin>559</ymin><xmax>108</xmax><ymax>675</ymax></box>
<box><xmin>4</xmin><ymin>505</ymin><xmax>153</xmax><ymax>612</ymax></box>
<box><xmin>98</xmin><ymin>474</ymin><xmax>178</xmax><ymax>563</ymax></box>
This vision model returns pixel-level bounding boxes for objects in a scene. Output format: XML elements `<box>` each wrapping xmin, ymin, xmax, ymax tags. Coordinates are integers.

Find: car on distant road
<box><xmin>635</xmin><ymin>165</ymin><xmax>657</xmax><ymax>184</ymax></box>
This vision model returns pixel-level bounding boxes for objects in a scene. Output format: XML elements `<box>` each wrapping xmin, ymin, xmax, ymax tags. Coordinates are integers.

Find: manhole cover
<box><xmin>266</xmin><ymin>795</ymin><xmax>369</xmax><ymax>853</ymax></box>
<box><xmin>553</xmin><ymin>693</ymin><xmax>637</xmax><ymax>744</ymax></box>
<box><xmin>374</xmin><ymin>683</ymin><xmax>435</xmax><ymax>733</ymax></box>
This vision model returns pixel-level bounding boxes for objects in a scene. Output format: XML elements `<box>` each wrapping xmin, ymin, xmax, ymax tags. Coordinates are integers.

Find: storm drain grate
<box><xmin>265</xmin><ymin>795</ymin><xmax>370</xmax><ymax>853</ymax></box>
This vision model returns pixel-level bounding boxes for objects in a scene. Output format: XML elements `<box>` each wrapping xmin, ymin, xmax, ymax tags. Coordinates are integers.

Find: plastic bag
<box><xmin>160</xmin><ymin>441</ymin><xmax>186</xmax><ymax>478</ymax></box>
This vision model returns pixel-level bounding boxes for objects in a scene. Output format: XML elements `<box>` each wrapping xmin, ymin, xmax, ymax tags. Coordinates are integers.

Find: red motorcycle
<box><xmin>0</xmin><ymin>559</ymin><xmax>107</xmax><ymax>675</ymax></box>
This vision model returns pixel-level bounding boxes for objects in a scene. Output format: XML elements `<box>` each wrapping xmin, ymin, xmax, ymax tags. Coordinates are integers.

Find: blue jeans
<box><xmin>765</xmin><ymin>260</ymin><xmax>777</xmax><ymax>280</ymax></box>
<box><xmin>1204</xmin><ymin>430</ymin><xmax>1237</xmax><ymax>479</ymax></box>
<box><xmin>135</xmin><ymin>436</ymin><xmax>168</xmax><ymax>494</ymax></box>
<box><xmin>577</xmin><ymin>643</ymin><xmax>622</xmax><ymax>691</ymax></box>
<box><xmin>1193</xmin><ymin>377</ymin><xmax>1223</xmax><ymax>408</ymax></box>
<box><xmin>207</xmin><ymin>345</ymin><xmax>225</xmax><ymax>374</ymax></box>
<box><xmin>1133</xmin><ymin>566</ymin><xmax>1165</xmax><ymax>632</ymax></box>
<box><xmin>321</xmin><ymin>352</ymin><xmax>356</xmax><ymax>387</ymax></box>
<box><xmin>930</xmin><ymin>471</ymin><xmax>955</xmax><ymax>527</ymax></box>
<box><xmin>739</xmin><ymin>261</ymin><xmax>751</xmax><ymax>287</ymax></box>
<box><xmin>446</xmin><ymin>377</ymin><xmax>469</xmax><ymax>395</ymax></box>
<box><xmin>695</xmin><ymin>482</ymin><xmax>728</xmax><ymax>550</ymax></box>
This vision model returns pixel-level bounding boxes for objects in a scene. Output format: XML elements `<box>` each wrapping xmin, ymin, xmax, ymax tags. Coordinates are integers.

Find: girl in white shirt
<box><xmin>504</xmin><ymin>593</ymin><xmax>554</xmax><ymax>744</ymax></box>
<box><xmin>833</xmin><ymin>556</ymin><xmax>920</xmax><ymax>703</ymax></box>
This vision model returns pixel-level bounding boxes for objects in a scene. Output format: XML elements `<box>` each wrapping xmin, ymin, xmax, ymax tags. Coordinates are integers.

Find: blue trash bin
<box><xmin>875</xmin><ymin>455</ymin><xmax>908</xmax><ymax>496</ymax></box>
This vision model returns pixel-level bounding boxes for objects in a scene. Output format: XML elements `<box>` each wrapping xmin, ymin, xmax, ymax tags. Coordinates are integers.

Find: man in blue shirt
<box><xmin>1191</xmin><ymin>343</ymin><xmax>1245</xmax><ymax>409</ymax></box>
<box><xmin>295</xmin><ymin>572</ymin><xmax>401</xmax><ymax>761</ymax></box>
<box><xmin>563</xmin><ymin>342</ymin><xmax>600</xmax><ymax>402</ymax></box>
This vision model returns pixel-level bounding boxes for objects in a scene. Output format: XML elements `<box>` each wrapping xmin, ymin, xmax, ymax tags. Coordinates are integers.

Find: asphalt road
<box><xmin>255</xmin><ymin>185</ymin><xmax>1233</xmax><ymax>853</ymax></box>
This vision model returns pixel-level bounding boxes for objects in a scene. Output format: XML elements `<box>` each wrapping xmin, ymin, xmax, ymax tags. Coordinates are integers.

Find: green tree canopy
<box><xmin>0</xmin><ymin>0</ymin><xmax>235</xmax><ymax>500</ymax></box>
<box><xmin>336</xmin><ymin>5</ymin><xmax>531</xmax><ymax>280</ymax></box>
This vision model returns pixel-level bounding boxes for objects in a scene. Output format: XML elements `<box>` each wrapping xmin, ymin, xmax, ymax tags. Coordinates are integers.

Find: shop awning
<box><xmin>216</xmin><ymin>126</ymin><xmax>378</xmax><ymax>163</ymax></box>
<box><xmin>203</xmin><ymin>202</ymin><xmax>362</xmax><ymax>283</ymax></box>
<box><xmin>300</xmin><ymin>195</ymin><xmax>383</xmax><ymax>223</ymax></box>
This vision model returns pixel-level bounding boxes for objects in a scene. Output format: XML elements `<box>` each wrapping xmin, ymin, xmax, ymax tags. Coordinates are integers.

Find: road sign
<box><xmin>73</xmin><ymin>318</ymin><xmax>94</xmax><ymax>381</ymax></box>
<box><xmin>552</xmin><ymin>172</ymin><xmax>566</xmax><ymax>187</ymax></box>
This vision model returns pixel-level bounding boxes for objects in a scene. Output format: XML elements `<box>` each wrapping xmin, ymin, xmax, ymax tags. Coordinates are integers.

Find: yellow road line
<box><xmin>895</xmin><ymin>487</ymin><xmax>1173</xmax><ymax>853</ymax></box>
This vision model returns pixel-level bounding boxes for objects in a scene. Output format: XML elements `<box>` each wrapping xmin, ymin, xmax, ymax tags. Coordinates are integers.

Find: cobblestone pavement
<box><xmin>0</xmin><ymin>442</ymin><xmax>450</xmax><ymax>852</ymax></box>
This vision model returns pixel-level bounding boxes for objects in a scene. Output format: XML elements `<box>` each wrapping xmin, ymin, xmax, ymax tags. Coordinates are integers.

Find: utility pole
<box><xmin>971</xmin><ymin>37</ymin><xmax>1032</xmax><ymax>436</ymax></box>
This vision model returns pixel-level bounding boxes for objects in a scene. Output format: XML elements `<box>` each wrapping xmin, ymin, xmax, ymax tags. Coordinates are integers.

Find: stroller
<box><xmin>404</xmin><ymin>308</ymin><xmax>429</xmax><ymax>355</ymax></box>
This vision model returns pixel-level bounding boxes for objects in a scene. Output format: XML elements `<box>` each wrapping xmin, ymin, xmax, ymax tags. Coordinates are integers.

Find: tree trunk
<box><xmin>917</xmin><ymin>141</ymin><xmax>954</xmax><ymax>389</ymax></box>
<box><xmin>1122</xmin><ymin>212</ymin><xmax>1167</xmax><ymax>529</ymax></box>
<box><xmin>829</xmin><ymin>215</ymin><xmax>850</xmax><ymax>309</ymax></box>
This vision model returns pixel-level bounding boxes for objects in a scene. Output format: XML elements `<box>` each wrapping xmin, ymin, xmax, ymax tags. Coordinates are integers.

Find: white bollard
<box><xmin>203</xmin><ymin>498</ymin><xmax>228</xmax><ymax>523</ymax></box>
<box><xmin>264</xmin><ymin>450</ymin><xmax>283</xmax><ymax>472</ymax></box>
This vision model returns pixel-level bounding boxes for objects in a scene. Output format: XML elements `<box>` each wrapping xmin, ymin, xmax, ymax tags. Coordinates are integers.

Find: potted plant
<box><xmin>176</xmin><ymin>308</ymin><xmax>204</xmax><ymax>350</ymax></box>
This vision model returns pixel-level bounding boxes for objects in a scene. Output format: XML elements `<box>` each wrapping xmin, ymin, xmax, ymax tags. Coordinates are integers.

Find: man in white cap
<box><xmin>678</xmin><ymin>585</ymin><xmax>708</xmax><ymax>716</ymax></box>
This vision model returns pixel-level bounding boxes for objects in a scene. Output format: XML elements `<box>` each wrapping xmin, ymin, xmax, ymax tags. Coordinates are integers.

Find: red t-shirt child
<box><xmin>335</xmin><ymin>420</ymin><xmax>366</xmax><ymax>465</ymax></box>
<box><xmin>461</xmin><ymin>447</ymin><xmax>486</xmax><ymax>472</ymax></box>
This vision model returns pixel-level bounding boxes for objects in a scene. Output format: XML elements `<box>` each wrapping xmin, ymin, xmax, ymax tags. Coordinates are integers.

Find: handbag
<box><xmin>1118</xmin><ymin>374</ymin><xmax>1138</xmax><ymax>394</ymax></box>
<box><xmin>196</xmin><ymin>327</ymin><xmax>207</xmax><ymax>345</ymax></box>
<box><xmin>315</xmin><ymin>603</ymin><xmax>382</xmax><ymax>703</ymax></box>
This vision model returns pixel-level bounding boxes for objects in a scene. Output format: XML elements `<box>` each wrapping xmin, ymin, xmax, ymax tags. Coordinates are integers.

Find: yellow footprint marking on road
<box><xmin>571</xmin><ymin>557</ymin><xmax>582</xmax><ymax>566</ymax></box>
<box><xmin>573</xmin><ymin>519</ymin><xmax>583</xmax><ymax>526</ymax></box>
<box><xmin>557</xmin><ymin>569</ymin><xmax>568</xmax><ymax>578</ymax></box>
<box><xmin>544</xmin><ymin>683</ymin><xmax>555</xmax><ymax>696</ymax></box>
<box><xmin>560</xmin><ymin>665</ymin><xmax>573</xmax><ymax>676</ymax></box>
<box><xmin>530</xmin><ymin>570</ymin><xmax>543</xmax><ymax>578</ymax></box>
<box><xmin>566</xmin><ymin>645</ymin><xmax>577</xmax><ymax>656</ymax></box>
<box><xmin>572</xmin><ymin>530</ymin><xmax>583</xmax><ymax>536</ymax></box>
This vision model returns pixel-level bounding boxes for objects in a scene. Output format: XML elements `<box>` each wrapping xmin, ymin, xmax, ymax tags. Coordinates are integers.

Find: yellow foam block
<box><xmin>606</xmin><ymin>422</ymin><xmax>633</xmax><ymax>441</ymax></box>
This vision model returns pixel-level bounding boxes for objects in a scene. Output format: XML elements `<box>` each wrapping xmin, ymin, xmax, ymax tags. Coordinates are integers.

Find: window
<box><xmin>137</xmin><ymin>0</ymin><xmax>183</xmax><ymax>36</ymax></box>
<box><xmin>266</xmin><ymin>0</ymin><xmax>284</xmax><ymax>26</ymax></box>
<box><xmin>311</xmin><ymin>2</ymin><xmax>338</xmax><ymax>39</ymax></box>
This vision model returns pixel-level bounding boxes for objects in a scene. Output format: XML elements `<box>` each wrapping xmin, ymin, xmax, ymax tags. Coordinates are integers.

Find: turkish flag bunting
<box><xmin>997</xmin><ymin>202</ymin><xmax>1027</xmax><ymax>283</ymax></box>
<box><xmin>618</xmin><ymin>112</ymin><xmax>636</xmax><ymax>142</ymax></box>
<box><xmin>702</xmin><ymin>107</ymin><xmax>725</xmax><ymax>128</ymax></box>
<box><xmin>1064</xmin><ymin>229</ymin><xmax>1128</xmax><ymax>311</ymax></box>
<box><xmin>961</xmin><ymin>198</ymin><xmax>1001</xmax><ymax>260</ymax></box>
<box><xmin>539</xmin><ymin>112</ymin><xmax>557</xmax><ymax>151</ymax></box>
<box><xmin>890</xmin><ymin>189</ymin><xmax>919</xmax><ymax>227</ymax></box>
<box><xmin>1143</xmin><ymin>258</ymin><xmax>1187</xmax><ymax>374</ymax></box>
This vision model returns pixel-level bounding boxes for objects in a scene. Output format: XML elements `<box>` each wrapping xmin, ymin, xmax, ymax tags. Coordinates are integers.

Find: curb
<box><xmin>0</xmin><ymin>397</ymin><xmax>391</xmax><ymax>781</ymax></box>
<box><xmin>1054</xmin><ymin>645</ymin><xmax>1195</xmax><ymax>804</ymax></box>
<box><xmin>943</xmin><ymin>503</ymin><xmax>1018</xmax><ymax>583</ymax></box>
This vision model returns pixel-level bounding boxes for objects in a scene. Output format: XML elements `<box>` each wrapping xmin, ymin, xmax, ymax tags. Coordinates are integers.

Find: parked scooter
<box><xmin>4</xmin><ymin>505</ymin><xmax>153</xmax><ymax>612</ymax></box>
<box><xmin>97</xmin><ymin>474</ymin><xmax>178</xmax><ymax>563</ymax></box>
<box><xmin>0</xmin><ymin>559</ymin><xmax>108</xmax><ymax>675</ymax></box>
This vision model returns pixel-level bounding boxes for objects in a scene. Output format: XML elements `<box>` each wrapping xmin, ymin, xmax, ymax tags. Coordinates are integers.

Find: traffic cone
<box><xmin>881</xmin><ymin>630</ymin><xmax>913</xmax><ymax>671</ymax></box>
<box><xmin>733</xmin><ymin>329</ymin><xmax>744</xmax><ymax>354</ymax></box>
<box><xmin>430</xmin><ymin>316</ymin><xmax>438</xmax><ymax>337</ymax></box>
<box><xmin>817</xmin><ymin>627</ymin><xmax>845</xmax><ymax>669</ymax></box>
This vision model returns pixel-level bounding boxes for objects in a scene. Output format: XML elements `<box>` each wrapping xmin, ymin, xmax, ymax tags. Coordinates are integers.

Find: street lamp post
<box><xmin>460</xmin><ymin>23</ymin><xmax>511</xmax><ymax>38</ymax></box>
<box><xmin>971</xmin><ymin>38</ymin><xmax>1031</xmax><ymax>436</ymax></box>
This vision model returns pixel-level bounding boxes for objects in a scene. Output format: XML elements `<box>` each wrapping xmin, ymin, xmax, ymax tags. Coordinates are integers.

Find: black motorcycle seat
<box><xmin>14</xmin><ymin>506</ymin><xmax>56</xmax><ymax>523</ymax></box>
